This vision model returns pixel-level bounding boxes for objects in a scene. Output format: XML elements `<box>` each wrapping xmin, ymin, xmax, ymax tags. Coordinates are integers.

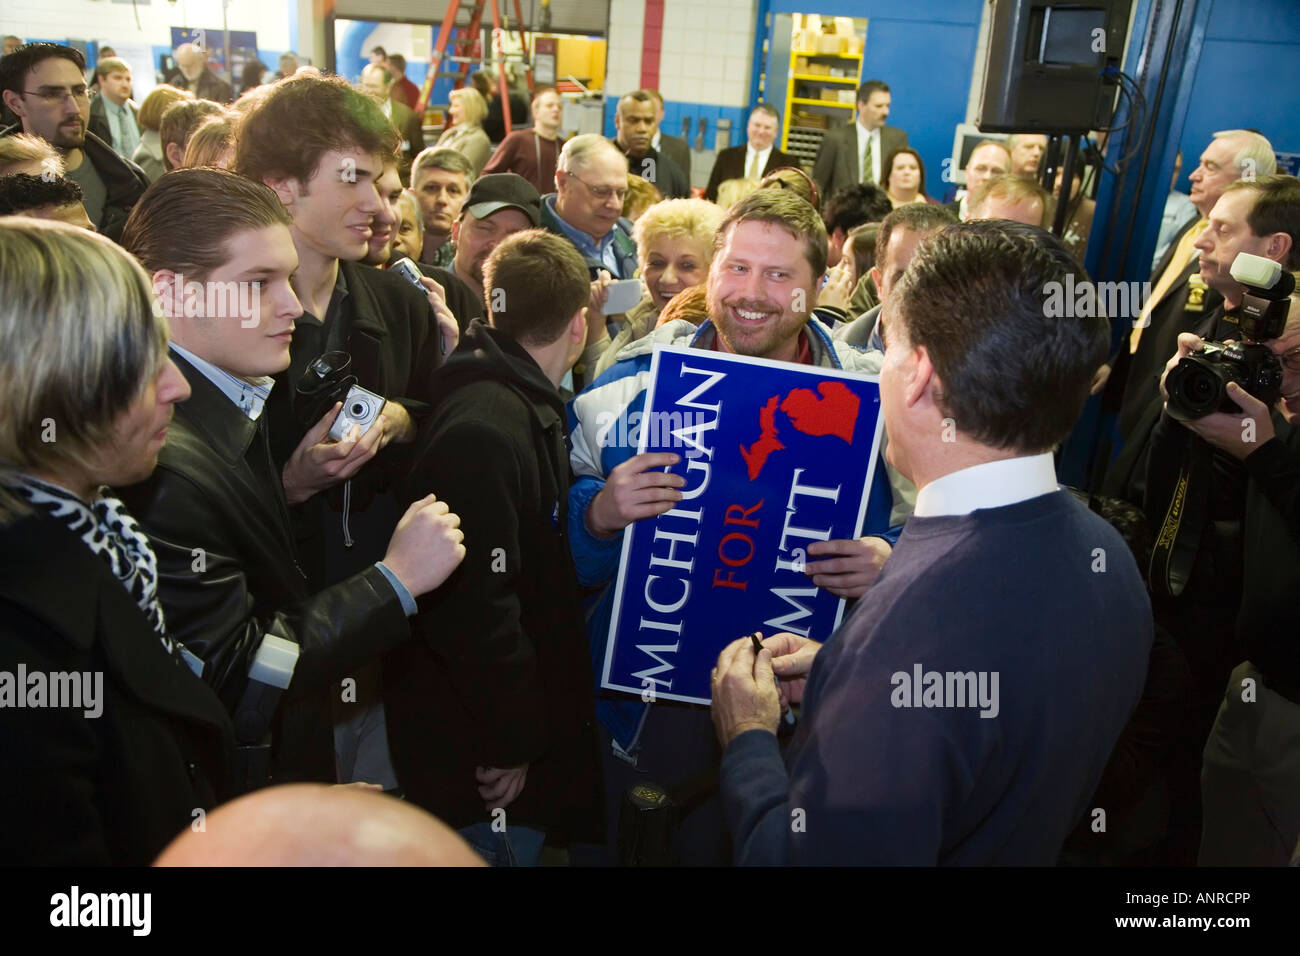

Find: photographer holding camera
<box><xmin>1147</xmin><ymin>174</ymin><xmax>1300</xmax><ymax>865</ymax></box>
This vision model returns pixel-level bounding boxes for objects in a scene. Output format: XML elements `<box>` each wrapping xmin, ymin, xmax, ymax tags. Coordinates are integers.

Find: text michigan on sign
<box><xmin>603</xmin><ymin>345</ymin><xmax>885</xmax><ymax>704</ymax></box>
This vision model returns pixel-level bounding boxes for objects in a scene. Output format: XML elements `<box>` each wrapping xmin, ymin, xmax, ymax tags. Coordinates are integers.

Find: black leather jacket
<box><xmin>117</xmin><ymin>352</ymin><xmax>411</xmax><ymax>784</ymax></box>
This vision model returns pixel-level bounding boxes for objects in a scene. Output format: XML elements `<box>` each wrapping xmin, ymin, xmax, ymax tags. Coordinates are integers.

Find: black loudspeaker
<box><xmin>976</xmin><ymin>0</ymin><xmax>1133</xmax><ymax>133</ymax></box>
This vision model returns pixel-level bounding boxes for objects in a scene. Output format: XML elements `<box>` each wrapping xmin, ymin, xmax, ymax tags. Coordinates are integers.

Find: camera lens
<box><xmin>350</xmin><ymin>401</ymin><xmax>368</xmax><ymax>417</ymax></box>
<box><xmin>1186</xmin><ymin>376</ymin><xmax>1215</xmax><ymax>403</ymax></box>
<box><xmin>1167</xmin><ymin>357</ymin><xmax>1224</xmax><ymax>421</ymax></box>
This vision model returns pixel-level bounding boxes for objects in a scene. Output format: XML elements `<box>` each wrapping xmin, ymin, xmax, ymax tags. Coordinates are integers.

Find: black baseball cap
<box><xmin>464</xmin><ymin>173</ymin><xmax>541</xmax><ymax>226</ymax></box>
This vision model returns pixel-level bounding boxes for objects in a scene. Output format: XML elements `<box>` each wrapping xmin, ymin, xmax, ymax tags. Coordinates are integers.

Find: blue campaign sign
<box><xmin>602</xmin><ymin>345</ymin><xmax>884</xmax><ymax>705</ymax></box>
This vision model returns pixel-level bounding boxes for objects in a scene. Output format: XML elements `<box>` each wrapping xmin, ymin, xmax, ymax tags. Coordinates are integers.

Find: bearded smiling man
<box><xmin>564</xmin><ymin>188</ymin><xmax>914</xmax><ymax>865</ymax></box>
<box><xmin>0</xmin><ymin>43</ymin><xmax>148</xmax><ymax>240</ymax></box>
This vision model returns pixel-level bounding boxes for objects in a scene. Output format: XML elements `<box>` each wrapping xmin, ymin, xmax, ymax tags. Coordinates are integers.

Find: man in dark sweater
<box><xmin>713</xmin><ymin>222</ymin><xmax>1153</xmax><ymax>864</ymax></box>
<box><xmin>385</xmin><ymin>229</ymin><xmax>601</xmax><ymax>865</ymax></box>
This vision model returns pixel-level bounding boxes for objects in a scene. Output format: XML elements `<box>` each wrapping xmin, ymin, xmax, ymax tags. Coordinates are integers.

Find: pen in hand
<box><xmin>750</xmin><ymin>632</ymin><xmax>797</xmax><ymax>727</ymax></box>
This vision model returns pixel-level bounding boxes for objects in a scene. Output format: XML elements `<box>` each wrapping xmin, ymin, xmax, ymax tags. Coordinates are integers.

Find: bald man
<box><xmin>155</xmin><ymin>784</ymin><xmax>485</xmax><ymax>866</ymax></box>
<box><xmin>170</xmin><ymin>42</ymin><xmax>232</xmax><ymax>103</ymax></box>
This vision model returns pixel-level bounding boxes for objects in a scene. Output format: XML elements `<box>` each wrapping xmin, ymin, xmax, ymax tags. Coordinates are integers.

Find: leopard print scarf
<box><xmin>12</xmin><ymin>476</ymin><xmax>175</xmax><ymax>658</ymax></box>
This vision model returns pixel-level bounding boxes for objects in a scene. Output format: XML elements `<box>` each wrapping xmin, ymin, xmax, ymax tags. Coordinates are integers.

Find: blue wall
<box><xmin>338</xmin><ymin>20</ymin><xmax>436</xmax><ymax>104</ymax></box>
<box><xmin>766</xmin><ymin>0</ymin><xmax>983</xmax><ymax>196</ymax></box>
<box><xmin>1175</xmin><ymin>0</ymin><xmax>1300</xmax><ymax>171</ymax></box>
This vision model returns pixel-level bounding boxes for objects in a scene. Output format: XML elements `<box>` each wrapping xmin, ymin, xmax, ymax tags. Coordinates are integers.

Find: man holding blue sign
<box><xmin>567</xmin><ymin>189</ymin><xmax>912</xmax><ymax>864</ymax></box>
<box><xmin>712</xmin><ymin>222</ymin><xmax>1153</xmax><ymax>864</ymax></box>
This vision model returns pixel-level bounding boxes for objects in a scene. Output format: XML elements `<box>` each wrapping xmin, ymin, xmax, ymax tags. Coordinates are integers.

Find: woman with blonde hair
<box><xmin>181</xmin><ymin>115</ymin><xmax>236</xmax><ymax>169</ymax></box>
<box><xmin>0</xmin><ymin>218</ymin><xmax>233</xmax><ymax>865</ymax></box>
<box><xmin>715</xmin><ymin>176</ymin><xmax>761</xmax><ymax>208</ymax></box>
<box><xmin>588</xmin><ymin>197</ymin><xmax>724</xmax><ymax>379</ymax></box>
<box><xmin>132</xmin><ymin>84</ymin><xmax>193</xmax><ymax>181</ymax></box>
<box><xmin>434</xmin><ymin>87</ymin><xmax>492</xmax><ymax>177</ymax></box>
<box><xmin>621</xmin><ymin>174</ymin><xmax>662</xmax><ymax>221</ymax></box>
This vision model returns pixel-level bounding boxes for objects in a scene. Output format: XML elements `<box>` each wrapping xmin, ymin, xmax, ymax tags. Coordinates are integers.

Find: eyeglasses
<box><xmin>567</xmin><ymin>172</ymin><xmax>627</xmax><ymax>203</ymax></box>
<box><xmin>1279</xmin><ymin>345</ymin><xmax>1300</xmax><ymax>373</ymax></box>
<box><xmin>24</xmin><ymin>85</ymin><xmax>90</xmax><ymax>105</ymax></box>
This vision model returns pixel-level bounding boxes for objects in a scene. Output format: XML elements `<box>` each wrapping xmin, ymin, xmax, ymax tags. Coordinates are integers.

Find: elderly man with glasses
<box><xmin>542</xmin><ymin>134</ymin><xmax>640</xmax><ymax>388</ymax></box>
<box><xmin>543</xmin><ymin>133</ymin><xmax>638</xmax><ymax>282</ymax></box>
<box><xmin>0</xmin><ymin>43</ymin><xmax>148</xmax><ymax>241</ymax></box>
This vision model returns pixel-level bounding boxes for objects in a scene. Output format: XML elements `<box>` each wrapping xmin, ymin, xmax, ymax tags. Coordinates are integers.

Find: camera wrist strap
<box><xmin>1148</xmin><ymin>437</ymin><xmax>1213</xmax><ymax>599</ymax></box>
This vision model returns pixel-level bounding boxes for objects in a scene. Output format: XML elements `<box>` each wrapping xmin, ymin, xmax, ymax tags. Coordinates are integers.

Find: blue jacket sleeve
<box><xmin>863</xmin><ymin>452</ymin><xmax>903</xmax><ymax>547</ymax></box>
<box><xmin>568</xmin><ymin>474</ymin><xmax>626</xmax><ymax>588</ymax></box>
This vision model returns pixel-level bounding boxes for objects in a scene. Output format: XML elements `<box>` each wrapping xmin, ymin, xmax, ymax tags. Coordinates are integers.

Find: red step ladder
<box><xmin>416</xmin><ymin>0</ymin><xmax>535</xmax><ymax>135</ymax></box>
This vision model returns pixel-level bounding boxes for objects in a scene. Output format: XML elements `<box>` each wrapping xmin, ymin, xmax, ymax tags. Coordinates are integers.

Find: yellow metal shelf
<box><xmin>791</xmin><ymin>73</ymin><xmax>858</xmax><ymax>83</ymax></box>
<box><xmin>782</xmin><ymin>20</ymin><xmax>866</xmax><ymax>155</ymax></box>
<box><xmin>790</xmin><ymin>97</ymin><xmax>856</xmax><ymax>108</ymax></box>
<box><xmin>793</xmin><ymin>50</ymin><xmax>862</xmax><ymax>61</ymax></box>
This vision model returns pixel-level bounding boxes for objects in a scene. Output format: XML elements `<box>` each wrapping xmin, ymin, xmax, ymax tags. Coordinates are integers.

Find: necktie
<box><xmin>1130</xmin><ymin>218</ymin><xmax>1208</xmax><ymax>354</ymax></box>
<box><xmin>116</xmin><ymin>107</ymin><xmax>131</xmax><ymax>152</ymax></box>
<box><xmin>746</xmin><ymin>150</ymin><xmax>759</xmax><ymax>179</ymax></box>
<box><xmin>861</xmin><ymin>133</ymin><xmax>874</xmax><ymax>184</ymax></box>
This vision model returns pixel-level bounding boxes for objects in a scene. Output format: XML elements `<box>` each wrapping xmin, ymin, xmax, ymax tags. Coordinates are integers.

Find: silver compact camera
<box><xmin>329</xmin><ymin>385</ymin><xmax>385</xmax><ymax>441</ymax></box>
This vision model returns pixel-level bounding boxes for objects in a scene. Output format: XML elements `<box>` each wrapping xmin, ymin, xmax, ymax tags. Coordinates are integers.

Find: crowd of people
<box><xmin>0</xmin><ymin>38</ymin><xmax>1297</xmax><ymax>868</ymax></box>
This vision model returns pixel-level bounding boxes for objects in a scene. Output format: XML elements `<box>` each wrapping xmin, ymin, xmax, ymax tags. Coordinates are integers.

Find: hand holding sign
<box><xmin>586</xmin><ymin>452</ymin><xmax>685</xmax><ymax>538</ymax></box>
<box><xmin>804</xmin><ymin>536</ymin><xmax>892</xmax><ymax>599</ymax></box>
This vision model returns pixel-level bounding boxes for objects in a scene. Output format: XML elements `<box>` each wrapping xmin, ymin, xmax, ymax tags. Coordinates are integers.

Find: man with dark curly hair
<box><xmin>0</xmin><ymin>171</ymin><xmax>93</xmax><ymax>229</ymax></box>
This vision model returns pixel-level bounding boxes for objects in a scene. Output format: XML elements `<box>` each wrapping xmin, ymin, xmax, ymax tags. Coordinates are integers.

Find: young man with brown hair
<box><xmin>386</xmin><ymin>229</ymin><xmax>601</xmax><ymax>865</ymax></box>
<box><xmin>117</xmin><ymin>169</ymin><xmax>465</xmax><ymax>788</ymax></box>
<box><xmin>236</xmin><ymin>72</ymin><xmax>451</xmax><ymax>785</ymax></box>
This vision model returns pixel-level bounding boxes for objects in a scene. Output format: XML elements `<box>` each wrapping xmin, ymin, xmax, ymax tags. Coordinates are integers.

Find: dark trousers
<box><xmin>570</xmin><ymin>703</ymin><xmax>730</xmax><ymax>866</ymax></box>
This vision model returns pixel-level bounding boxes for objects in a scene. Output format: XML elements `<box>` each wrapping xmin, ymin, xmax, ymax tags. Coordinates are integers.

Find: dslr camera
<box><xmin>1164</xmin><ymin>253</ymin><xmax>1294</xmax><ymax>422</ymax></box>
<box><xmin>294</xmin><ymin>351</ymin><xmax>386</xmax><ymax>441</ymax></box>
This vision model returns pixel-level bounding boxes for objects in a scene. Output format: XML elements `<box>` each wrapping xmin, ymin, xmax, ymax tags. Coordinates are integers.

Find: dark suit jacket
<box><xmin>1102</xmin><ymin>304</ymin><xmax>1226</xmax><ymax>505</ymax></box>
<box><xmin>1104</xmin><ymin>217</ymin><xmax>1219</xmax><ymax>444</ymax></box>
<box><xmin>705</xmin><ymin>143</ymin><xmax>793</xmax><ymax>202</ymax></box>
<box><xmin>117</xmin><ymin>353</ymin><xmax>413</xmax><ymax>784</ymax></box>
<box><xmin>615</xmin><ymin>142</ymin><xmax>689</xmax><ymax>199</ymax></box>
<box><xmin>87</xmin><ymin>94</ymin><xmax>139</xmax><ymax>152</ymax></box>
<box><xmin>165</xmin><ymin>67</ymin><xmax>233</xmax><ymax>104</ymax></box>
<box><xmin>658</xmin><ymin>132</ymin><xmax>691</xmax><ymax>182</ymax></box>
<box><xmin>0</xmin><ymin>508</ymin><xmax>234</xmax><ymax>864</ymax></box>
<box><xmin>812</xmin><ymin>122</ymin><xmax>908</xmax><ymax>202</ymax></box>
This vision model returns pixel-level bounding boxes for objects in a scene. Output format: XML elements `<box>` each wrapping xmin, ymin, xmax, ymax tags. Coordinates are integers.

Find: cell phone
<box><xmin>601</xmin><ymin>278</ymin><xmax>643</xmax><ymax>315</ymax></box>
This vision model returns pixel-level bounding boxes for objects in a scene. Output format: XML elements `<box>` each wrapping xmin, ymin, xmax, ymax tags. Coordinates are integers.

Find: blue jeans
<box><xmin>458</xmin><ymin>822</ymin><xmax>547</xmax><ymax>867</ymax></box>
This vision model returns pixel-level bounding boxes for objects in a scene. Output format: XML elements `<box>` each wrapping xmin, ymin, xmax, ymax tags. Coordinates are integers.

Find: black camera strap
<box><xmin>1148</xmin><ymin>437</ymin><xmax>1213</xmax><ymax>599</ymax></box>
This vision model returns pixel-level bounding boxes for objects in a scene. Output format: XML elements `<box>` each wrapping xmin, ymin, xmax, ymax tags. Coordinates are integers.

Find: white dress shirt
<box><xmin>169</xmin><ymin>342</ymin><xmax>274</xmax><ymax>421</ymax></box>
<box><xmin>744</xmin><ymin>144</ymin><xmax>773</xmax><ymax>179</ymax></box>
<box><xmin>913</xmin><ymin>452</ymin><xmax>1059</xmax><ymax>518</ymax></box>
<box><xmin>854</xmin><ymin>122</ymin><xmax>883</xmax><ymax>186</ymax></box>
